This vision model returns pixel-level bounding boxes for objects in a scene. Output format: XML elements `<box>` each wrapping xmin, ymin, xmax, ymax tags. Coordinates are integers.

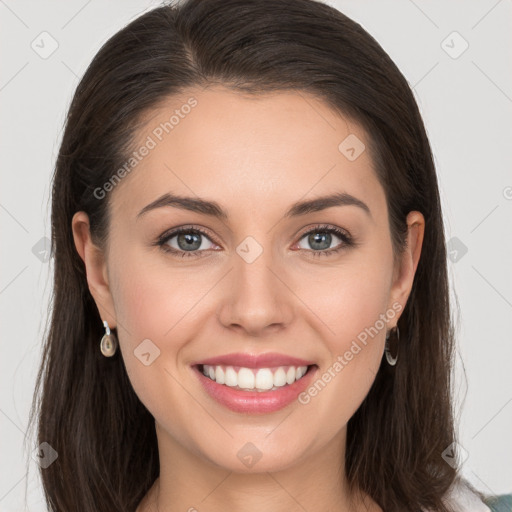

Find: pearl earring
<box><xmin>100</xmin><ymin>320</ymin><xmax>118</xmax><ymax>357</ymax></box>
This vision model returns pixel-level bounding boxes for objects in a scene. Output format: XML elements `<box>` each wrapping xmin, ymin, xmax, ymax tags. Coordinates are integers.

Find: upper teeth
<box><xmin>202</xmin><ymin>365</ymin><xmax>308</xmax><ymax>391</ymax></box>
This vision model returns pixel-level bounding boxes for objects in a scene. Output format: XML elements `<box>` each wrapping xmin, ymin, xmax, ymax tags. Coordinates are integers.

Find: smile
<box><xmin>200</xmin><ymin>364</ymin><xmax>310</xmax><ymax>392</ymax></box>
<box><xmin>192</xmin><ymin>362</ymin><xmax>318</xmax><ymax>414</ymax></box>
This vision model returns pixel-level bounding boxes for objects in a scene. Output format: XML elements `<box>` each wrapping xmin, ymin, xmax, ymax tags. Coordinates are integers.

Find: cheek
<box><xmin>291</xmin><ymin>264</ymin><xmax>392</xmax><ymax>432</ymax></box>
<box><xmin>295</xmin><ymin>253</ymin><xmax>393</xmax><ymax>348</ymax></box>
<box><xmin>292</xmin><ymin>250</ymin><xmax>394</xmax><ymax>401</ymax></box>
<box><xmin>107</xmin><ymin>246</ymin><xmax>227</xmax><ymax>388</ymax></box>
<box><xmin>108</xmin><ymin>255</ymin><xmax>202</xmax><ymax>431</ymax></box>
<box><xmin>110</xmin><ymin>248</ymin><xmax>210</xmax><ymax>341</ymax></box>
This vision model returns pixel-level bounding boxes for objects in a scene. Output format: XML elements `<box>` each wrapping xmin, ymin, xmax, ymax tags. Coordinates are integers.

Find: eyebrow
<box><xmin>137</xmin><ymin>191</ymin><xmax>372</xmax><ymax>220</ymax></box>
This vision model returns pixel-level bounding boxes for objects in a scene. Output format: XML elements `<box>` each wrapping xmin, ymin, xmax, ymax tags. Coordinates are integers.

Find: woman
<box><xmin>28</xmin><ymin>0</ymin><xmax>504</xmax><ymax>510</ymax></box>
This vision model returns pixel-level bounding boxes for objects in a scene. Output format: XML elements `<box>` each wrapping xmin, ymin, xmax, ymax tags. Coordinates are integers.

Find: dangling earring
<box><xmin>100</xmin><ymin>320</ymin><xmax>118</xmax><ymax>357</ymax></box>
<box><xmin>385</xmin><ymin>325</ymin><xmax>399</xmax><ymax>366</ymax></box>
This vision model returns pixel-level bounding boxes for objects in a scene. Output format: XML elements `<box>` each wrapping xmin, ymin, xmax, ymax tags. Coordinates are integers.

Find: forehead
<box><xmin>110</xmin><ymin>86</ymin><xmax>385</xmax><ymax>221</ymax></box>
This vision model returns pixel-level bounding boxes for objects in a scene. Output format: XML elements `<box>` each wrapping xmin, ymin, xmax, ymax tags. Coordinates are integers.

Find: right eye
<box><xmin>156</xmin><ymin>226</ymin><xmax>219</xmax><ymax>258</ymax></box>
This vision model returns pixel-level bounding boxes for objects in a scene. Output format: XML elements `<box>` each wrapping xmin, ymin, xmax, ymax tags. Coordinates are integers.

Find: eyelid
<box><xmin>295</xmin><ymin>223</ymin><xmax>351</xmax><ymax>240</ymax></box>
<box><xmin>156</xmin><ymin>224</ymin><xmax>221</xmax><ymax>252</ymax></box>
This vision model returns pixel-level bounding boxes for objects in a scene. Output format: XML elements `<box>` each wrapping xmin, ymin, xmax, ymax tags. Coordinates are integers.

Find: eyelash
<box><xmin>155</xmin><ymin>224</ymin><xmax>355</xmax><ymax>259</ymax></box>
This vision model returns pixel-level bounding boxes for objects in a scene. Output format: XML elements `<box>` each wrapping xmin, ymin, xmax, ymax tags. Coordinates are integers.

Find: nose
<box><xmin>216</xmin><ymin>244</ymin><xmax>294</xmax><ymax>337</ymax></box>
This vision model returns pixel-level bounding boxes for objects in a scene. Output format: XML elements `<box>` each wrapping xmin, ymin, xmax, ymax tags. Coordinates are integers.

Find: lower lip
<box><xmin>193</xmin><ymin>365</ymin><xmax>318</xmax><ymax>414</ymax></box>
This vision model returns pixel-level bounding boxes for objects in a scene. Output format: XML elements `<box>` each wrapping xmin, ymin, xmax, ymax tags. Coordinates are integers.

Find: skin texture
<box><xmin>72</xmin><ymin>87</ymin><xmax>424</xmax><ymax>512</ymax></box>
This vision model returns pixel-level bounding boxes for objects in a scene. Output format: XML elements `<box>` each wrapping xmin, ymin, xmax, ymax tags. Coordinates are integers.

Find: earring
<box><xmin>385</xmin><ymin>326</ymin><xmax>399</xmax><ymax>366</ymax></box>
<box><xmin>100</xmin><ymin>320</ymin><xmax>118</xmax><ymax>357</ymax></box>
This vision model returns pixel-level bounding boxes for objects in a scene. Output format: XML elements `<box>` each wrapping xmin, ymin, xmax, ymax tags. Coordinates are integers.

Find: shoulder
<box><xmin>482</xmin><ymin>494</ymin><xmax>512</xmax><ymax>512</ymax></box>
<box><xmin>421</xmin><ymin>478</ymin><xmax>511</xmax><ymax>512</ymax></box>
<box><xmin>441</xmin><ymin>479</ymin><xmax>492</xmax><ymax>512</ymax></box>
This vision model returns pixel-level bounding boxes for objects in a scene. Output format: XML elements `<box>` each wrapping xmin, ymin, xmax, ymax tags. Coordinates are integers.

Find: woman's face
<box><xmin>74</xmin><ymin>86</ymin><xmax>423</xmax><ymax>473</ymax></box>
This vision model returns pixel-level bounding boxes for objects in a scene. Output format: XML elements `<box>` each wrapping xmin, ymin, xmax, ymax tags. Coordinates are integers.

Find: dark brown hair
<box><xmin>29</xmin><ymin>0</ymin><xmax>462</xmax><ymax>510</ymax></box>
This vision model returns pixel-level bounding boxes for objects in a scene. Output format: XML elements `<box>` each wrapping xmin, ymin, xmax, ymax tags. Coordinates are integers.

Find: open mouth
<box><xmin>196</xmin><ymin>363</ymin><xmax>317</xmax><ymax>392</ymax></box>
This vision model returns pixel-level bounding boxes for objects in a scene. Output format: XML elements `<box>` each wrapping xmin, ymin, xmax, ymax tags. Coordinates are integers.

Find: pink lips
<box><xmin>191</xmin><ymin>352</ymin><xmax>318</xmax><ymax>414</ymax></box>
<box><xmin>192</xmin><ymin>352</ymin><xmax>315</xmax><ymax>369</ymax></box>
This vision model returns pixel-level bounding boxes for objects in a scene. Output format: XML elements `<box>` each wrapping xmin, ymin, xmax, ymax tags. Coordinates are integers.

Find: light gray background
<box><xmin>1</xmin><ymin>0</ymin><xmax>511</xmax><ymax>510</ymax></box>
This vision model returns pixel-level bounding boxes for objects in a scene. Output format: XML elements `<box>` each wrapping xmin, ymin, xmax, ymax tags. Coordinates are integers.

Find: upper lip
<box><xmin>192</xmin><ymin>352</ymin><xmax>316</xmax><ymax>369</ymax></box>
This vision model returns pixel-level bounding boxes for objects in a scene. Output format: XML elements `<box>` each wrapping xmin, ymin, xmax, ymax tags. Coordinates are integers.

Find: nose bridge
<box><xmin>217</xmin><ymin>233</ymin><xmax>293</xmax><ymax>334</ymax></box>
<box><xmin>236</xmin><ymin>234</ymin><xmax>276</xmax><ymax>291</ymax></box>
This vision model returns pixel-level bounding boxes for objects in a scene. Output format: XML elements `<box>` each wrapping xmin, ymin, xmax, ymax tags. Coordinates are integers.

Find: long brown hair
<box><xmin>29</xmin><ymin>0</ymin><xmax>461</xmax><ymax>510</ymax></box>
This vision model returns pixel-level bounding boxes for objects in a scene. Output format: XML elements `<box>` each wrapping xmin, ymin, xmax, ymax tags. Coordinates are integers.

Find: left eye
<box><xmin>296</xmin><ymin>226</ymin><xmax>352</xmax><ymax>253</ymax></box>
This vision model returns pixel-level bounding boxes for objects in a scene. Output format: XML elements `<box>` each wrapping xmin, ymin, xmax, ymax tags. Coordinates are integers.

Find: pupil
<box><xmin>178</xmin><ymin>233</ymin><xmax>201</xmax><ymax>251</ymax></box>
<box><xmin>309</xmin><ymin>232</ymin><xmax>331</xmax><ymax>251</ymax></box>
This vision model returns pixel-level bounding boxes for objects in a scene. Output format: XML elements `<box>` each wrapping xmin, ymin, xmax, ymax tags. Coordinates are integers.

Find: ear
<box><xmin>71</xmin><ymin>211</ymin><xmax>117</xmax><ymax>329</ymax></box>
<box><xmin>387</xmin><ymin>211</ymin><xmax>425</xmax><ymax>323</ymax></box>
